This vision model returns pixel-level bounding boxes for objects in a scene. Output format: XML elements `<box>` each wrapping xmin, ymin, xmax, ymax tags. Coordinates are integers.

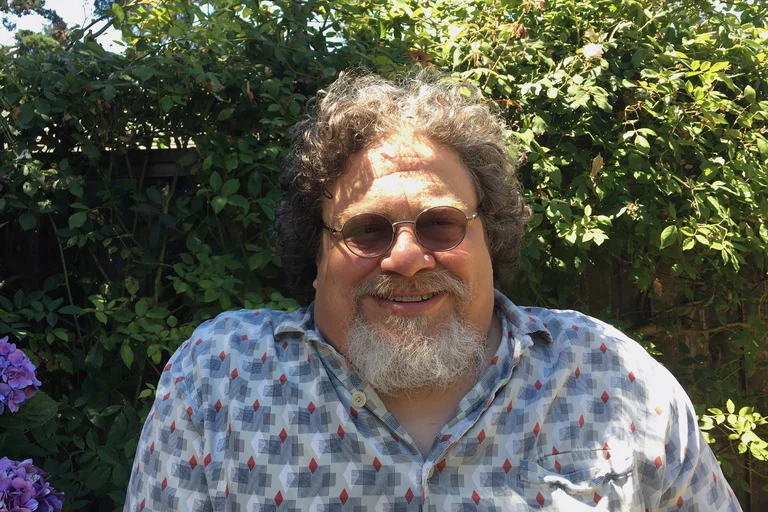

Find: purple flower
<box><xmin>0</xmin><ymin>457</ymin><xmax>64</xmax><ymax>512</ymax></box>
<box><xmin>0</xmin><ymin>337</ymin><xmax>42</xmax><ymax>415</ymax></box>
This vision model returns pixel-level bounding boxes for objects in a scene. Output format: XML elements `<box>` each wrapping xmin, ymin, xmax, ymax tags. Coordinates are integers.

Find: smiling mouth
<box><xmin>374</xmin><ymin>292</ymin><xmax>439</xmax><ymax>303</ymax></box>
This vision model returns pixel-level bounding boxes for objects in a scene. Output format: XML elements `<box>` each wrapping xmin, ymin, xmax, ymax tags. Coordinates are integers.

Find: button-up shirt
<box><xmin>125</xmin><ymin>291</ymin><xmax>741</xmax><ymax>511</ymax></box>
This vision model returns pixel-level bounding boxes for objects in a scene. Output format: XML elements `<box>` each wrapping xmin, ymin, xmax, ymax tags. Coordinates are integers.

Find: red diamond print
<box><xmin>219</xmin><ymin>351</ymin><xmax>226</xmax><ymax>361</ymax></box>
<box><xmin>261</xmin><ymin>352</ymin><xmax>267</xmax><ymax>363</ymax></box>
<box><xmin>204</xmin><ymin>453</ymin><xmax>212</xmax><ymax>467</ymax></box>
<box><xmin>274</xmin><ymin>491</ymin><xmax>283</xmax><ymax>507</ymax></box>
<box><xmin>150</xmin><ymin>412</ymin><xmax>155</xmax><ymax>420</ymax></box>
<box><xmin>350</xmin><ymin>407</ymin><xmax>358</xmax><ymax>418</ymax></box>
<box><xmin>533</xmin><ymin>423</ymin><xmax>541</xmax><ymax>437</ymax></box>
<box><xmin>247</xmin><ymin>456</ymin><xmax>255</xmax><ymax>471</ymax></box>
<box><xmin>161</xmin><ymin>477</ymin><xmax>167</xmax><ymax>490</ymax></box>
<box><xmin>605</xmin><ymin>451</ymin><xmax>611</xmax><ymax>460</ymax></box>
<box><xmin>215</xmin><ymin>400</ymin><xmax>222</xmax><ymax>413</ymax></box>
<box><xmin>713</xmin><ymin>472</ymin><xmax>717</xmax><ymax>484</ymax></box>
<box><xmin>579</xmin><ymin>415</ymin><xmax>585</xmax><ymax>427</ymax></box>
<box><xmin>405</xmin><ymin>488</ymin><xmax>414</xmax><ymax>504</ymax></box>
<box><xmin>437</xmin><ymin>459</ymin><xmax>446</xmax><ymax>472</ymax></box>
<box><xmin>337</xmin><ymin>425</ymin><xmax>345</xmax><ymax>439</ymax></box>
<box><xmin>150</xmin><ymin>442</ymin><xmax>155</xmax><ymax>454</ymax></box>
<box><xmin>529</xmin><ymin>316</ymin><xmax>536</xmax><ymax>323</ymax></box>
<box><xmin>536</xmin><ymin>492</ymin><xmax>545</xmax><ymax>506</ymax></box>
<box><xmin>507</xmin><ymin>401</ymin><xmax>513</xmax><ymax>413</ymax></box>
<box><xmin>187</xmin><ymin>406</ymin><xmax>193</xmax><ymax>417</ymax></box>
<box><xmin>628</xmin><ymin>371</ymin><xmax>636</xmax><ymax>383</ymax></box>
<box><xmin>604</xmin><ymin>442</ymin><xmax>610</xmax><ymax>450</ymax></box>
<box><xmin>503</xmin><ymin>459</ymin><xmax>512</xmax><ymax>473</ymax></box>
<box><xmin>339</xmin><ymin>489</ymin><xmax>348</xmax><ymax>505</ymax></box>
<box><xmin>309</xmin><ymin>458</ymin><xmax>318</xmax><ymax>473</ymax></box>
<box><xmin>373</xmin><ymin>457</ymin><xmax>382</xmax><ymax>472</ymax></box>
<box><xmin>534</xmin><ymin>380</ymin><xmax>542</xmax><ymax>390</ymax></box>
<box><xmin>189</xmin><ymin>455</ymin><xmax>197</xmax><ymax>469</ymax></box>
<box><xmin>677</xmin><ymin>496</ymin><xmax>683</xmax><ymax>509</ymax></box>
<box><xmin>231</xmin><ymin>368</ymin><xmax>238</xmax><ymax>379</ymax></box>
<box><xmin>184</xmin><ymin>342</ymin><xmax>190</xmax><ymax>349</ymax></box>
<box><xmin>254</xmin><ymin>311</ymin><xmax>260</xmax><ymax>315</ymax></box>
<box><xmin>575</xmin><ymin>367</ymin><xmax>581</xmax><ymax>378</ymax></box>
<box><xmin>228</xmin><ymin>424</ymin><xmax>232</xmax><ymax>435</ymax></box>
<box><xmin>164</xmin><ymin>364</ymin><xmax>172</xmax><ymax>372</ymax></box>
<box><xmin>308</xmin><ymin>402</ymin><xmax>316</xmax><ymax>414</ymax></box>
<box><xmin>225</xmin><ymin>485</ymin><xmax>229</xmax><ymax>498</ymax></box>
<box><xmin>441</xmin><ymin>434</ymin><xmax>452</xmax><ymax>442</ymax></box>
<box><xmin>599</xmin><ymin>343</ymin><xmax>607</xmax><ymax>353</ymax></box>
<box><xmin>162</xmin><ymin>392</ymin><xmax>170</xmax><ymax>401</ymax></box>
<box><xmin>525</xmin><ymin>307</ymin><xmax>532</xmax><ymax>312</ymax></box>
<box><xmin>279</xmin><ymin>374</ymin><xmax>287</xmax><ymax>385</ymax></box>
<box><xmin>491</xmin><ymin>355</ymin><xmax>499</xmax><ymax>365</ymax></box>
<box><xmin>554</xmin><ymin>460</ymin><xmax>562</xmax><ymax>473</ymax></box>
<box><xmin>543</xmin><ymin>323</ymin><xmax>547</xmax><ymax>327</ymax></box>
<box><xmin>594</xmin><ymin>492</ymin><xmax>602</xmax><ymax>504</ymax></box>
<box><xmin>630</xmin><ymin>422</ymin><xmax>636</xmax><ymax>433</ymax></box>
<box><xmin>552</xmin><ymin>446</ymin><xmax>559</xmax><ymax>455</ymax></box>
<box><xmin>241</xmin><ymin>334</ymin><xmax>248</xmax><ymax>340</ymax></box>
<box><xmin>391</xmin><ymin>432</ymin><xmax>398</xmax><ymax>441</ymax></box>
<box><xmin>135</xmin><ymin>463</ymin><xmax>140</xmax><ymax>474</ymax></box>
<box><xmin>572</xmin><ymin>325</ymin><xmax>579</xmax><ymax>331</ymax></box>
<box><xmin>279</xmin><ymin>428</ymin><xmax>287</xmax><ymax>443</ymax></box>
<box><xmin>282</xmin><ymin>341</ymin><xmax>288</xmax><ymax>350</ymax></box>
<box><xmin>655</xmin><ymin>456</ymin><xmax>663</xmax><ymax>469</ymax></box>
<box><xmin>601</xmin><ymin>391</ymin><xmax>610</xmax><ymax>403</ymax></box>
<box><xmin>477</xmin><ymin>429</ymin><xmax>486</xmax><ymax>443</ymax></box>
<box><xmin>472</xmin><ymin>491</ymin><xmax>481</xmax><ymax>505</ymax></box>
<box><xmin>253</xmin><ymin>400</ymin><xmax>260</xmax><ymax>412</ymax></box>
<box><xmin>170</xmin><ymin>421</ymin><xmax>176</xmax><ymax>434</ymax></box>
<box><xmin>195</xmin><ymin>338</ymin><xmax>203</xmax><ymax>345</ymax></box>
<box><xmin>665</xmin><ymin>444</ymin><xmax>669</xmax><ymax>451</ymax></box>
<box><xmin>728</xmin><ymin>489</ymin><xmax>732</xmax><ymax>498</ymax></box>
<box><xmin>175</xmin><ymin>376</ymin><xmax>184</xmax><ymax>384</ymax></box>
<box><xmin>655</xmin><ymin>406</ymin><xmax>663</xmax><ymax>415</ymax></box>
<box><xmin>140</xmin><ymin>499</ymin><xmax>145</xmax><ymax>510</ymax></box>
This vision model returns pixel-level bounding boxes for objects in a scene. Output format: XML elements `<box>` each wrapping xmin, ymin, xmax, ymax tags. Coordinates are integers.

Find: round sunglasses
<box><xmin>323</xmin><ymin>206</ymin><xmax>479</xmax><ymax>258</ymax></box>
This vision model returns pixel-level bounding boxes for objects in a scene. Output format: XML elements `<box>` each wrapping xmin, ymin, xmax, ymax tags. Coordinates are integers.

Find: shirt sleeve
<box><xmin>124</xmin><ymin>339</ymin><xmax>214</xmax><ymax>512</ymax></box>
<box><xmin>653</xmin><ymin>378</ymin><xmax>742</xmax><ymax>512</ymax></box>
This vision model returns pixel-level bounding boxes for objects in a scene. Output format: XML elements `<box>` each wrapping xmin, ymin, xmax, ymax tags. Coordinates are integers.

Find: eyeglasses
<box><xmin>323</xmin><ymin>206</ymin><xmax>479</xmax><ymax>258</ymax></box>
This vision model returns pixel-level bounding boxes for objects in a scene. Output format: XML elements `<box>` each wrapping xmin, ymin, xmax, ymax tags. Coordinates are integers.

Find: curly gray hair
<box><xmin>274</xmin><ymin>71</ymin><xmax>530</xmax><ymax>304</ymax></box>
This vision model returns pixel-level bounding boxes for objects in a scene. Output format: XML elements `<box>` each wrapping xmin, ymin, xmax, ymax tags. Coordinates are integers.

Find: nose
<box><xmin>379</xmin><ymin>224</ymin><xmax>436</xmax><ymax>277</ymax></box>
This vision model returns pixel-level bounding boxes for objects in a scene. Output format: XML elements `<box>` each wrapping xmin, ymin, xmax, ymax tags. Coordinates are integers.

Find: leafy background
<box><xmin>1</xmin><ymin>0</ymin><xmax>767</xmax><ymax>509</ymax></box>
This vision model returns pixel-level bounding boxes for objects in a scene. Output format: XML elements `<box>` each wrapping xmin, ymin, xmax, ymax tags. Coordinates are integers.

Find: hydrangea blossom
<box><xmin>0</xmin><ymin>457</ymin><xmax>64</xmax><ymax>512</ymax></box>
<box><xmin>0</xmin><ymin>337</ymin><xmax>42</xmax><ymax>414</ymax></box>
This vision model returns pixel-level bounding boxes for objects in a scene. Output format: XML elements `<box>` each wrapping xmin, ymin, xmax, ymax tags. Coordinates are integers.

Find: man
<box><xmin>125</xmin><ymin>72</ymin><xmax>741</xmax><ymax>511</ymax></box>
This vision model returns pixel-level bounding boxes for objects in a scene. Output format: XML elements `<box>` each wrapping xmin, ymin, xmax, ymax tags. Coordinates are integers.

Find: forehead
<box><xmin>324</xmin><ymin>135</ymin><xmax>478</xmax><ymax>221</ymax></box>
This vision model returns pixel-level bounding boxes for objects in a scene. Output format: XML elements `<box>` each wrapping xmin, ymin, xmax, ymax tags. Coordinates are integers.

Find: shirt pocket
<box><xmin>518</xmin><ymin>449</ymin><xmax>643</xmax><ymax>511</ymax></box>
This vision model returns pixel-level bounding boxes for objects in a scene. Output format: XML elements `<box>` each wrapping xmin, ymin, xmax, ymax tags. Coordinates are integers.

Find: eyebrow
<box><xmin>333</xmin><ymin>201</ymin><xmax>473</xmax><ymax>226</ymax></box>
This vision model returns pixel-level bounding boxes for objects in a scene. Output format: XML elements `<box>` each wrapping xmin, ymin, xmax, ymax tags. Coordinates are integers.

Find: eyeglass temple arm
<box><xmin>322</xmin><ymin>224</ymin><xmax>341</xmax><ymax>235</ymax></box>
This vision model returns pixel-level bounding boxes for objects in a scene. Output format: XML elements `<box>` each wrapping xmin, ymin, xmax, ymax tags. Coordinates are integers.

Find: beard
<box><xmin>345</xmin><ymin>271</ymin><xmax>488</xmax><ymax>395</ymax></box>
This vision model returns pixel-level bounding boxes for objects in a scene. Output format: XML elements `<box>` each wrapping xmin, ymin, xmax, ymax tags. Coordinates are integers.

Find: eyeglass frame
<box><xmin>322</xmin><ymin>205</ymin><xmax>480</xmax><ymax>258</ymax></box>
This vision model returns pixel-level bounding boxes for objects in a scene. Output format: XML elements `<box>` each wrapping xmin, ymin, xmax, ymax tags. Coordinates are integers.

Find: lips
<box><xmin>385</xmin><ymin>292</ymin><xmax>438</xmax><ymax>302</ymax></box>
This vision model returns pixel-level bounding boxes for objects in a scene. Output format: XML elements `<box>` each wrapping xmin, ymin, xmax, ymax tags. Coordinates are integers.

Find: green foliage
<box><xmin>1</xmin><ymin>0</ymin><xmax>767</xmax><ymax>508</ymax></box>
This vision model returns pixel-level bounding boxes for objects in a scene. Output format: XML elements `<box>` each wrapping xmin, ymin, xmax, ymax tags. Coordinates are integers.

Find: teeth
<box><xmin>386</xmin><ymin>293</ymin><xmax>436</xmax><ymax>302</ymax></box>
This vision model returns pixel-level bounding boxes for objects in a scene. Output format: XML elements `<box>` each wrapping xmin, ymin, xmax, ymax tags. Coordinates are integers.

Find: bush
<box><xmin>0</xmin><ymin>0</ymin><xmax>766</xmax><ymax>508</ymax></box>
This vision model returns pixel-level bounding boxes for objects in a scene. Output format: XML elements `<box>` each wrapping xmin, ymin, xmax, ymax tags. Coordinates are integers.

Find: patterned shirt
<box><xmin>125</xmin><ymin>291</ymin><xmax>741</xmax><ymax>511</ymax></box>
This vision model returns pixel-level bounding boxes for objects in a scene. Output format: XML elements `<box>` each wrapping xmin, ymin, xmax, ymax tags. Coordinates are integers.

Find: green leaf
<box><xmin>727</xmin><ymin>399</ymin><xmax>735</xmax><ymax>414</ymax></box>
<box><xmin>744</xmin><ymin>85</ymin><xmax>756</xmax><ymax>103</ymax></box>
<box><xmin>0</xmin><ymin>392</ymin><xmax>58</xmax><ymax>430</ymax></box>
<box><xmin>209</xmin><ymin>171</ymin><xmax>222</xmax><ymax>191</ymax></box>
<box><xmin>59</xmin><ymin>305</ymin><xmax>85</xmax><ymax>315</ymax></box>
<box><xmin>125</xmin><ymin>277</ymin><xmax>139</xmax><ymax>296</ymax></box>
<box><xmin>660</xmin><ymin>226</ymin><xmax>679</xmax><ymax>249</ymax></box>
<box><xmin>103</xmin><ymin>85</ymin><xmax>117</xmax><ymax>101</ymax></box>
<box><xmin>212</xmin><ymin>195</ymin><xmax>228</xmax><ymax>214</ymax></box>
<box><xmin>19</xmin><ymin>213</ymin><xmax>37</xmax><ymax>231</ymax></box>
<box><xmin>217</xmin><ymin>108</ymin><xmax>235</xmax><ymax>121</ymax></box>
<box><xmin>69</xmin><ymin>211</ymin><xmax>87</xmax><ymax>229</ymax></box>
<box><xmin>111</xmin><ymin>2</ymin><xmax>125</xmax><ymax>22</ymax></box>
<box><xmin>221</xmin><ymin>179</ymin><xmax>240</xmax><ymax>197</ymax></box>
<box><xmin>17</xmin><ymin>104</ymin><xmax>34</xmax><ymax>126</ymax></box>
<box><xmin>98</xmin><ymin>446</ymin><xmax>119</xmax><ymax>465</ymax></box>
<box><xmin>160</xmin><ymin>96</ymin><xmax>174</xmax><ymax>112</ymax></box>
<box><xmin>756</xmin><ymin>138</ymin><xmax>768</xmax><ymax>158</ymax></box>
<box><xmin>634</xmin><ymin>135</ymin><xmax>650</xmax><ymax>154</ymax></box>
<box><xmin>135</xmin><ymin>298</ymin><xmax>148</xmax><ymax>316</ymax></box>
<box><xmin>120</xmin><ymin>343</ymin><xmax>134</xmax><ymax>368</ymax></box>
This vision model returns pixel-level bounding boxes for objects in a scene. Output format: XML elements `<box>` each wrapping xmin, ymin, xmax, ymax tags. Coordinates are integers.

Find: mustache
<box><xmin>353</xmin><ymin>270</ymin><xmax>470</xmax><ymax>301</ymax></box>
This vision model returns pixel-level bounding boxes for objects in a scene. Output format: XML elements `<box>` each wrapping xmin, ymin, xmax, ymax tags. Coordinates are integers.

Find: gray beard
<box><xmin>345</xmin><ymin>314</ymin><xmax>487</xmax><ymax>395</ymax></box>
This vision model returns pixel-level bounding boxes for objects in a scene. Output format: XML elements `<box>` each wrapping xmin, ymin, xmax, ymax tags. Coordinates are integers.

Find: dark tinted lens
<box><xmin>342</xmin><ymin>213</ymin><xmax>393</xmax><ymax>256</ymax></box>
<box><xmin>415</xmin><ymin>207</ymin><xmax>467</xmax><ymax>251</ymax></box>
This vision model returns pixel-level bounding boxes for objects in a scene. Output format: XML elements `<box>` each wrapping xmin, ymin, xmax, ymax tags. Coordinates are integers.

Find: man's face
<box><xmin>312</xmin><ymin>134</ymin><xmax>497</xmax><ymax>374</ymax></box>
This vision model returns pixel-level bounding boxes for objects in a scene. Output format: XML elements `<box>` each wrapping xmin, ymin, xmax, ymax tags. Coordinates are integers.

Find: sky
<box><xmin>0</xmin><ymin>0</ymin><xmax>121</xmax><ymax>50</ymax></box>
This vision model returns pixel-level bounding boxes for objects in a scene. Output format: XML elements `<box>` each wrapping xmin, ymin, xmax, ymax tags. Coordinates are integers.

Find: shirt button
<box><xmin>351</xmin><ymin>391</ymin><xmax>367</xmax><ymax>408</ymax></box>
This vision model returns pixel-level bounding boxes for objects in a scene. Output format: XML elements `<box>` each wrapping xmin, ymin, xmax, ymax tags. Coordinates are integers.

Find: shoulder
<box><xmin>161</xmin><ymin>307</ymin><xmax>309</xmax><ymax>388</ymax></box>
